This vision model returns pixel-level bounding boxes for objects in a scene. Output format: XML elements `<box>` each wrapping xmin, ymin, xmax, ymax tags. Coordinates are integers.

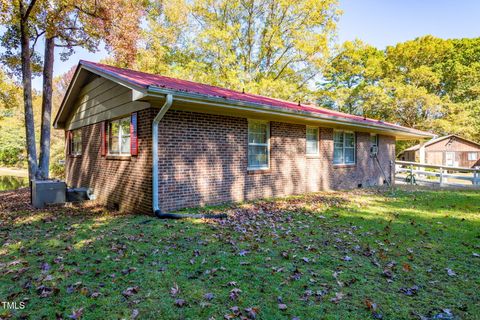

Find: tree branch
<box><xmin>22</xmin><ymin>0</ymin><xmax>37</xmax><ymax>21</ymax></box>
<box><xmin>30</xmin><ymin>28</ymin><xmax>45</xmax><ymax>55</ymax></box>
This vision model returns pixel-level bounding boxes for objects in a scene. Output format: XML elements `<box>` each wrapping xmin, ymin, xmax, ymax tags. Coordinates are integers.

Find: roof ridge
<box><xmin>80</xmin><ymin>61</ymin><xmax>407</xmax><ymax>126</ymax></box>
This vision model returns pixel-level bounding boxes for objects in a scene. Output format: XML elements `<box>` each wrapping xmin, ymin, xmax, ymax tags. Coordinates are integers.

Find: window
<box><xmin>108</xmin><ymin>116</ymin><xmax>131</xmax><ymax>155</ymax></box>
<box><xmin>468</xmin><ymin>152</ymin><xmax>477</xmax><ymax>161</ymax></box>
<box><xmin>333</xmin><ymin>131</ymin><xmax>355</xmax><ymax>165</ymax></box>
<box><xmin>306</xmin><ymin>126</ymin><xmax>319</xmax><ymax>155</ymax></box>
<box><xmin>370</xmin><ymin>134</ymin><xmax>379</xmax><ymax>147</ymax></box>
<box><xmin>248</xmin><ymin>120</ymin><xmax>269</xmax><ymax>169</ymax></box>
<box><xmin>70</xmin><ymin>129</ymin><xmax>82</xmax><ymax>155</ymax></box>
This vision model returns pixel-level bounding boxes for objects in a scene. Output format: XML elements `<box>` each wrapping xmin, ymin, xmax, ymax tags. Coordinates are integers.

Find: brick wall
<box><xmin>157</xmin><ymin>110</ymin><xmax>395</xmax><ymax>212</ymax></box>
<box><xmin>65</xmin><ymin>108</ymin><xmax>156</xmax><ymax>213</ymax></box>
<box><xmin>65</xmin><ymin>108</ymin><xmax>395</xmax><ymax>214</ymax></box>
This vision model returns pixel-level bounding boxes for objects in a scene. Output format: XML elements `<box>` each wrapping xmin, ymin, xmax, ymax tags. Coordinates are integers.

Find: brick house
<box><xmin>53</xmin><ymin>61</ymin><xmax>433</xmax><ymax>214</ymax></box>
<box><xmin>398</xmin><ymin>134</ymin><xmax>480</xmax><ymax>168</ymax></box>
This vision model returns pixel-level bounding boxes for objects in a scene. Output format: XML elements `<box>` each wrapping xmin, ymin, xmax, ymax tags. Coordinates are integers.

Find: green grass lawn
<box><xmin>0</xmin><ymin>187</ymin><xmax>479</xmax><ymax>319</ymax></box>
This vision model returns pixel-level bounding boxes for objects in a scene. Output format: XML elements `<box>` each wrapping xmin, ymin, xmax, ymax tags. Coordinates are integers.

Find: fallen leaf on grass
<box><xmin>382</xmin><ymin>269</ymin><xmax>393</xmax><ymax>279</ymax></box>
<box><xmin>290</xmin><ymin>267</ymin><xmax>302</xmax><ymax>281</ymax></box>
<box><xmin>68</xmin><ymin>307</ymin><xmax>84</xmax><ymax>319</ymax></box>
<box><xmin>131</xmin><ymin>309</ymin><xmax>139</xmax><ymax>319</ymax></box>
<box><xmin>122</xmin><ymin>286</ymin><xmax>139</xmax><ymax>298</ymax></box>
<box><xmin>402</xmin><ymin>263</ymin><xmax>412</xmax><ymax>272</ymax></box>
<box><xmin>66</xmin><ymin>282</ymin><xmax>83</xmax><ymax>294</ymax></box>
<box><xmin>333</xmin><ymin>271</ymin><xmax>344</xmax><ymax>287</ymax></box>
<box><xmin>40</xmin><ymin>262</ymin><xmax>51</xmax><ymax>273</ymax></box>
<box><xmin>238</xmin><ymin>250</ymin><xmax>249</xmax><ymax>256</ymax></box>
<box><xmin>364</xmin><ymin>298</ymin><xmax>377</xmax><ymax>311</ymax></box>
<box><xmin>399</xmin><ymin>285</ymin><xmax>419</xmax><ymax>296</ymax></box>
<box><xmin>79</xmin><ymin>287</ymin><xmax>90</xmax><ymax>296</ymax></box>
<box><xmin>364</xmin><ymin>298</ymin><xmax>383</xmax><ymax>318</ymax></box>
<box><xmin>204</xmin><ymin>292</ymin><xmax>215</xmax><ymax>301</ymax></box>
<box><xmin>244</xmin><ymin>307</ymin><xmax>259</xmax><ymax>319</ymax></box>
<box><xmin>330</xmin><ymin>292</ymin><xmax>345</xmax><ymax>304</ymax></box>
<box><xmin>446</xmin><ymin>268</ymin><xmax>456</xmax><ymax>276</ymax></box>
<box><xmin>229</xmin><ymin>288</ymin><xmax>241</xmax><ymax>300</ymax></box>
<box><xmin>121</xmin><ymin>267</ymin><xmax>137</xmax><ymax>275</ymax></box>
<box><xmin>278</xmin><ymin>303</ymin><xmax>287</xmax><ymax>311</ymax></box>
<box><xmin>170</xmin><ymin>283</ymin><xmax>180</xmax><ymax>297</ymax></box>
<box><xmin>174</xmin><ymin>299</ymin><xmax>186</xmax><ymax>307</ymax></box>
<box><xmin>36</xmin><ymin>285</ymin><xmax>59</xmax><ymax>298</ymax></box>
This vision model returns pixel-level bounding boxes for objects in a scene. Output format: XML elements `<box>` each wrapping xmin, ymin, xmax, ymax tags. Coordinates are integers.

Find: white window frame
<box><xmin>108</xmin><ymin>116</ymin><xmax>131</xmax><ymax>156</ymax></box>
<box><xmin>333</xmin><ymin>130</ymin><xmax>356</xmax><ymax>165</ymax></box>
<box><xmin>468</xmin><ymin>152</ymin><xmax>477</xmax><ymax>161</ymax></box>
<box><xmin>306</xmin><ymin>126</ymin><xmax>319</xmax><ymax>156</ymax></box>
<box><xmin>71</xmin><ymin>129</ymin><xmax>82</xmax><ymax>156</ymax></box>
<box><xmin>247</xmin><ymin>119</ymin><xmax>270</xmax><ymax>170</ymax></box>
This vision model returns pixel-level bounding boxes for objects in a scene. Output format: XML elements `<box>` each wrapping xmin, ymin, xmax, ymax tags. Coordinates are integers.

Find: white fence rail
<box><xmin>395</xmin><ymin>160</ymin><xmax>480</xmax><ymax>187</ymax></box>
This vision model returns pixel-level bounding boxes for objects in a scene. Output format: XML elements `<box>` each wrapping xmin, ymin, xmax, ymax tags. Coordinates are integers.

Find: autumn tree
<box><xmin>319</xmin><ymin>36</ymin><xmax>480</xmax><ymax>143</ymax></box>
<box><xmin>0</xmin><ymin>70</ymin><xmax>25</xmax><ymax>166</ymax></box>
<box><xmin>134</xmin><ymin>0</ymin><xmax>340</xmax><ymax>102</ymax></box>
<box><xmin>0</xmin><ymin>0</ymin><xmax>145</xmax><ymax>180</ymax></box>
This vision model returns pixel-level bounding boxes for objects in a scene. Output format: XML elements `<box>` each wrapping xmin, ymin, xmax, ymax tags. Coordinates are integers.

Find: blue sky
<box><xmin>31</xmin><ymin>0</ymin><xmax>480</xmax><ymax>89</ymax></box>
<box><xmin>337</xmin><ymin>0</ymin><xmax>479</xmax><ymax>47</ymax></box>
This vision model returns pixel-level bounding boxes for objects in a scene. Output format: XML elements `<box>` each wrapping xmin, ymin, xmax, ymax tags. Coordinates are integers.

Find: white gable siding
<box><xmin>66</xmin><ymin>77</ymin><xmax>150</xmax><ymax>130</ymax></box>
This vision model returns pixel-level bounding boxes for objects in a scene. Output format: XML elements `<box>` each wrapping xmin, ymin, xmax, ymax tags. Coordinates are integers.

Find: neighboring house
<box><xmin>53</xmin><ymin>61</ymin><xmax>433</xmax><ymax>214</ymax></box>
<box><xmin>398</xmin><ymin>135</ymin><xmax>480</xmax><ymax>168</ymax></box>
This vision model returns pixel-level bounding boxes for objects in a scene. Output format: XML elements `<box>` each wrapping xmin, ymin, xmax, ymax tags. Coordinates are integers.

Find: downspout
<box><xmin>152</xmin><ymin>94</ymin><xmax>226</xmax><ymax>220</ymax></box>
<box><xmin>152</xmin><ymin>94</ymin><xmax>173</xmax><ymax>215</ymax></box>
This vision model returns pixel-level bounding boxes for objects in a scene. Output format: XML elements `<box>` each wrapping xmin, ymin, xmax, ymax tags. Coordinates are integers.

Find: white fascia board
<box><xmin>146</xmin><ymin>86</ymin><xmax>434</xmax><ymax>140</ymax></box>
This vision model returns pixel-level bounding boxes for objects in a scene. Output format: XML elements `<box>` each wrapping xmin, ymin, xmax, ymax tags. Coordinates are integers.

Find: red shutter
<box><xmin>130</xmin><ymin>112</ymin><xmax>138</xmax><ymax>156</ymax></box>
<box><xmin>67</xmin><ymin>131</ymin><xmax>73</xmax><ymax>155</ymax></box>
<box><xmin>101</xmin><ymin>121</ymin><xmax>107</xmax><ymax>156</ymax></box>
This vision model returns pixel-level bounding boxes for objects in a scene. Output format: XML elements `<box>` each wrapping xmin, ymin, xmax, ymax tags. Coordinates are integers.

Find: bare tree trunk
<box><xmin>19</xmin><ymin>0</ymin><xmax>38</xmax><ymax>181</ymax></box>
<box><xmin>38</xmin><ymin>36</ymin><xmax>55</xmax><ymax>179</ymax></box>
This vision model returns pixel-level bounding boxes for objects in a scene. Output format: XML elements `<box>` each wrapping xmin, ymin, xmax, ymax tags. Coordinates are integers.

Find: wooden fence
<box><xmin>395</xmin><ymin>160</ymin><xmax>480</xmax><ymax>187</ymax></box>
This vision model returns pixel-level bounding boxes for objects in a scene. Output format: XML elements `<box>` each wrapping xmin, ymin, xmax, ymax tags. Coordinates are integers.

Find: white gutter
<box><xmin>146</xmin><ymin>86</ymin><xmax>433</xmax><ymax>140</ymax></box>
<box><xmin>152</xmin><ymin>94</ymin><xmax>173</xmax><ymax>214</ymax></box>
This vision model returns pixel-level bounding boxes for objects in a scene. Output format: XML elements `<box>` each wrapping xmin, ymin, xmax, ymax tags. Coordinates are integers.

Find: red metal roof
<box><xmin>79</xmin><ymin>60</ymin><xmax>431</xmax><ymax>136</ymax></box>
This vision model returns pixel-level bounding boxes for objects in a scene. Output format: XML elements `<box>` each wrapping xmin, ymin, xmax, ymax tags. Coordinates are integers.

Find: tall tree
<box><xmin>36</xmin><ymin>0</ymin><xmax>144</xmax><ymax>178</ymax></box>
<box><xmin>0</xmin><ymin>0</ymin><xmax>39</xmax><ymax>180</ymax></box>
<box><xmin>319</xmin><ymin>36</ymin><xmax>480</xmax><ymax>143</ymax></box>
<box><xmin>134</xmin><ymin>0</ymin><xmax>340</xmax><ymax>101</ymax></box>
<box><xmin>0</xmin><ymin>0</ymin><xmax>145</xmax><ymax>179</ymax></box>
